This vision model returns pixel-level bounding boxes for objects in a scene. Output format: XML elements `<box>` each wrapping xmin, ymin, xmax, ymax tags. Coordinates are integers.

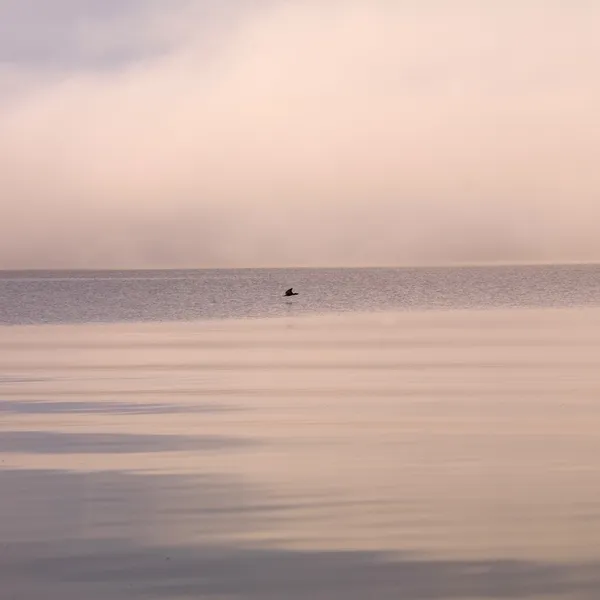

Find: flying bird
<box><xmin>284</xmin><ymin>288</ymin><xmax>298</xmax><ymax>297</ymax></box>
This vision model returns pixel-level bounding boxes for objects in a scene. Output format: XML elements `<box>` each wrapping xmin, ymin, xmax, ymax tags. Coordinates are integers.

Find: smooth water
<box><xmin>1</xmin><ymin>266</ymin><xmax>600</xmax><ymax>599</ymax></box>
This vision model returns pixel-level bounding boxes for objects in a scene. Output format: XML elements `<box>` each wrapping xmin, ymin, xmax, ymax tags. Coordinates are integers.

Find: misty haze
<box><xmin>1</xmin><ymin>0</ymin><xmax>599</xmax><ymax>269</ymax></box>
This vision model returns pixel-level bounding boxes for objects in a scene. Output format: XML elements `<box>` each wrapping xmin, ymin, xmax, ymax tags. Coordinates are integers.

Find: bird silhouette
<box><xmin>284</xmin><ymin>287</ymin><xmax>298</xmax><ymax>297</ymax></box>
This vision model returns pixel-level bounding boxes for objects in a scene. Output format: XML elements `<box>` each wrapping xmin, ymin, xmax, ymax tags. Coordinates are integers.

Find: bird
<box><xmin>284</xmin><ymin>287</ymin><xmax>298</xmax><ymax>297</ymax></box>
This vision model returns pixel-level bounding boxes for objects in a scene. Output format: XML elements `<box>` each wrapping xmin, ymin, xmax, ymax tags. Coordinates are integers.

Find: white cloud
<box><xmin>1</xmin><ymin>0</ymin><xmax>599</xmax><ymax>268</ymax></box>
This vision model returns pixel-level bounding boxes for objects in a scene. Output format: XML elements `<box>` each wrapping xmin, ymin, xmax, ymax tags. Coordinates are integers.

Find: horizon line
<box><xmin>1</xmin><ymin>260</ymin><xmax>600</xmax><ymax>273</ymax></box>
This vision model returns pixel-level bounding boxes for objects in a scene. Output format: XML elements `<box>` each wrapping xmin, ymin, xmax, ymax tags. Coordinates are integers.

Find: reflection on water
<box><xmin>1</xmin><ymin>308</ymin><xmax>600</xmax><ymax>598</ymax></box>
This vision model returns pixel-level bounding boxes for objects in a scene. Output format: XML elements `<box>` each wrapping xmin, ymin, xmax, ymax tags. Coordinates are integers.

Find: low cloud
<box><xmin>1</xmin><ymin>0</ymin><xmax>599</xmax><ymax>268</ymax></box>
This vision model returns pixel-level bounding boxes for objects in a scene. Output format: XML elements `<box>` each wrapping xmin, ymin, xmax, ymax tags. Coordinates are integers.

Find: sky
<box><xmin>1</xmin><ymin>0</ymin><xmax>599</xmax><ymax>269</ymax></box>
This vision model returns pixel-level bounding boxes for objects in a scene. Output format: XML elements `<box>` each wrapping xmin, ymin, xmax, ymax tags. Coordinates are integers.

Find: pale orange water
<box><xmin>1</xmin><ymin>308</ymin><xmax>600</xmax><ymax>598</ymax></box>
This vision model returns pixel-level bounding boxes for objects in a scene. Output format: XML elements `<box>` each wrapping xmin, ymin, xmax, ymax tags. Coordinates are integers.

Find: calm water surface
<box><xmin>1</xmin><ymin>266</ymin><xmax>600</xmax><ymax>598</ymax></box>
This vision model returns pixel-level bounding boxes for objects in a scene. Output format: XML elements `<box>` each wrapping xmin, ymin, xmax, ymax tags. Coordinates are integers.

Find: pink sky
<box><xmin>1</xmin><ymin>1</ymin><xmax>599</xmax><ymax>268</ymax></box>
